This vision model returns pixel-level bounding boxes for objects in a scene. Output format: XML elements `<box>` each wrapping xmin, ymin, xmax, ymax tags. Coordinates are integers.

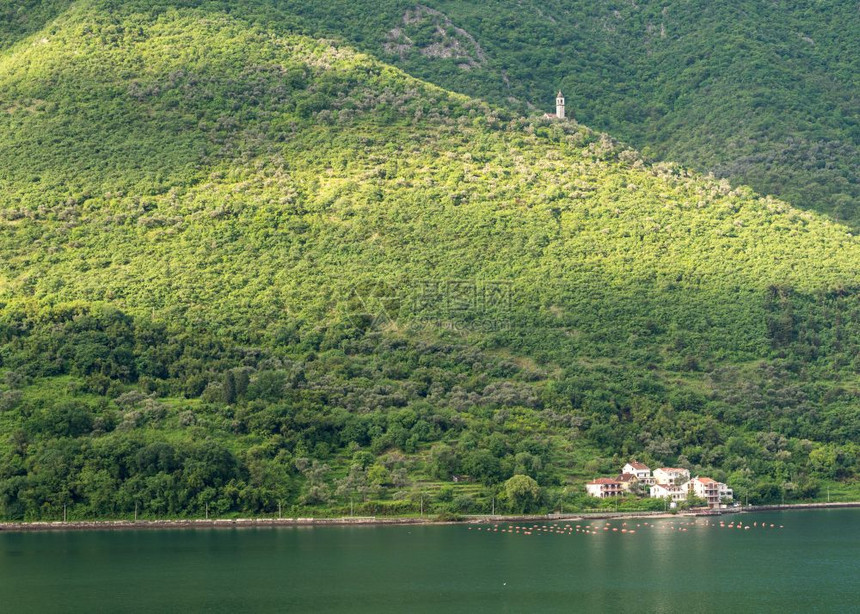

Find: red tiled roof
<box><xmin>695</xmin><ymin>477</ymin><xmax>716</xmax><ymax>484</ymax></box>
<box><xmin>616</xmin><ymin>473</ymin><xmax>637</xmax><ymax>482</ymax></box>
<box><xmin>588</xmin><ymin>478</ymin><xmax>621</xmax><ymax>485</ymax></box>
<box><xmin>628</xmin><ymin>462</ymin><xmax>649</xmax><ymax>470</ymax></box>
<box><xmin>657</xmin><ymin>467</ymin><xmax>688</xmax><ymax>473</ymax></box>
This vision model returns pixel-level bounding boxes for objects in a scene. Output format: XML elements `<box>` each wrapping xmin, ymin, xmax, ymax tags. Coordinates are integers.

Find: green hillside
<box><xmin>13</xmin><ymin>1</ymin><xmax>855</xmax><ymax>223</ymax></box>
<box><xmin>0</xmin><ymin>1</ymin><xmax>858</xmax><ymax>520</ymax></box>
<box><xmin>267</xmin><ymin>0</ymin><xmax>860</xmax><ymax>226</ymax></box>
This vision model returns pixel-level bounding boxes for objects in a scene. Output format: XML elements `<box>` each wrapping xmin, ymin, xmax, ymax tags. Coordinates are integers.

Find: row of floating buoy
<box><xmin>468</xmin><ymin>519</ymin><xmax>784</xmax><ymax>535</ymax></box>
<box><xmin>716</xmin><ymin>520</ymin><xmax>783</xmax><ymax>530</ymax></box>
<box><xmin>468</xmin><ymin>522</ymin><xmax>640</xmax><ymax>536</ymax></box>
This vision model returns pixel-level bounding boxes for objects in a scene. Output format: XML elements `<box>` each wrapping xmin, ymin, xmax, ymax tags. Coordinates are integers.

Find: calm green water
<box><xmin>1</xmin><ymin>509</ymin><xmax>858</xmax><ymax>613</ymax></box>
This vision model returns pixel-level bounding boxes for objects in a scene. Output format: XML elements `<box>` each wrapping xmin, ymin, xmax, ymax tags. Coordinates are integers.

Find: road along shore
<box><xmin>1</xmin><ymin>501</ymin><xmax>858</xmax><ymax>533</ymax></box>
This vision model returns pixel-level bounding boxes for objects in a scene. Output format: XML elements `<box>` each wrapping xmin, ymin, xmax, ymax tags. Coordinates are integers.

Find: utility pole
<box><xmin>491</xmin><ymin>496</ymin><xmax>495</xmax><ymax>516</ymax></box>
<box><xmin>350</xmin><ymin>497</ymin><xmax>354</xmax><ymax>517</ymax></box>
<box><xmin>420</xmin><ymin>494</ymin><xmax>424</xmax><ymax>518</ymax></box>
<box><xmin>134</xmin><ymin>502</ymin><xmax>138</xmax><ymax>522</ymax></box>
<box><xmin>827</xmin><ymin>487</ymin><xmax>830</xmax><ymax>503</ymax></box>
<box><xmin>278</xmin><ymin>501</ymin><xmax>282</xmax><ymax>519</ymax></box>
<box><xmin>205</xmin><ymin>502</ymin><xmax>209</xmax><ymax>520</ymax></box>
<box><xmin>63</xmin><ymin>504</ymin><xmax>67</xmax><ymax>523</ymax></box>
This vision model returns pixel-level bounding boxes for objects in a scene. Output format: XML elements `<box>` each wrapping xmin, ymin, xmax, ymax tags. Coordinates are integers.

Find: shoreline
<box><xmin>1</xmin><ymin>501</ymin><xmax>859</xmax><ymax>533</ymax></box>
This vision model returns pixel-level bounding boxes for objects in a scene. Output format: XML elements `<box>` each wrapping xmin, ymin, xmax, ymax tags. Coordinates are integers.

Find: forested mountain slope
<box><xmin>0</xmin><ymin>1</ymin><xmax>858</xmax><ymax>519</ymax></box>
<box><xmin>0</xmin><ymin>0</ymin><xmax>74</xmax><ymax>49</ymax></box>
<box><xmin>273</xmin><ymin>0</ymin><xmax>860</xmax><ymax>225</ymax></box>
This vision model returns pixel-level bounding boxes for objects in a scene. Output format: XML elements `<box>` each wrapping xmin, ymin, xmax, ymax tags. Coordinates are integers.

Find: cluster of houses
<box><xmin>586</xmin><ymin>462</ymin><xmax>734</xmax><ymax>508</ymax></box>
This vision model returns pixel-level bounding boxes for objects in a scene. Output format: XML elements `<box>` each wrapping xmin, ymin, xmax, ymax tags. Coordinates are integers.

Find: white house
<box><xmin>650</xmin><ymin>482</ymin><xmax>686</xmax><ymax>502</ymax></box>
<box><xmin>615</xmin><ymin>473</ymin><xmax>639</xmax><ymax>492</ymax></box>
<box><xmin>653</xmin><ymin>467</ymin><xmax>691</xmax><ymax>485</ymax></box>
<box><xmin>586</xmin><ymin>478</ymin><xmax>623</xmax><ymax>498</ymax></box>
<box><xmin>587</xmin><ymin>462</ymin><xmax>735</xmax><ymax>505</ymax></box>
<box><xmin>688</xmin><ymin>476</ymin><xmax>733</xmax><ymax>507</ymax></box>
<box><xmin>622</xmin><ymin>461</ymin><xmax>655</xmax><ymax>485</ymax></box>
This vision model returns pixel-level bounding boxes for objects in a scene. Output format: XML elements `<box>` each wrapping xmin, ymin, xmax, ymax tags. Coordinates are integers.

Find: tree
<box><xmin>463</xmin><ymin>450</ymin><xmax>502</xmax><ymax>485</ymax></box>
<box><xmin>429</xmin><ymin>443</ymin><xmax>459</xmax><ymax>481</ymax></box>
<box><xmin>503</xmin><ymin>474</ymin><xmax>541</xmax><ymax>514</ymax></box>
<box><xmin>367</xmin><ymin>463</ymin><xmax>390</xmax><ymax>487</ymax></box>
<box><xmin>223</xmin><ymin>371</ymin><xmax>237</xmax><ymax>405</ymax></box>
<box><xmin>514</xmin><ymin>452</ymin><xmax>542</xmax><ymax>479</ymax></box>
<box><xmin>683</xmin><ymin>491</ymin><xmax>707</xmax><ymax>509</ymax></box>
<box><xmin>809</xmin><ymin>445</ymin><xmax>838</xmax><ymax>478</ymax></box>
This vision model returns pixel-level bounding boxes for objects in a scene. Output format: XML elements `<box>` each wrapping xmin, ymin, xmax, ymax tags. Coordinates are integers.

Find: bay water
<box><xmin>1</xmin><ymin>509</ymin><xmax>858</xmax><ymax>612</ymax></box>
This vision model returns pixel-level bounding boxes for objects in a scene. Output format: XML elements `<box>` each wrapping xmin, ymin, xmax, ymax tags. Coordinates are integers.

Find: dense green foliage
<box><xmin>0</xmin><ymin>1</ymin><xmax>858</xmax><ymax>520</ymax></box>
<box><xmin>0</xmin><ymin>0</ymin><xmax>73</xmax><ymax>49</ymax></box>
<box><xmin>270</xmin><ymin>0</ymin><xmax>860</xmax><ymax>225</ymax></box>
